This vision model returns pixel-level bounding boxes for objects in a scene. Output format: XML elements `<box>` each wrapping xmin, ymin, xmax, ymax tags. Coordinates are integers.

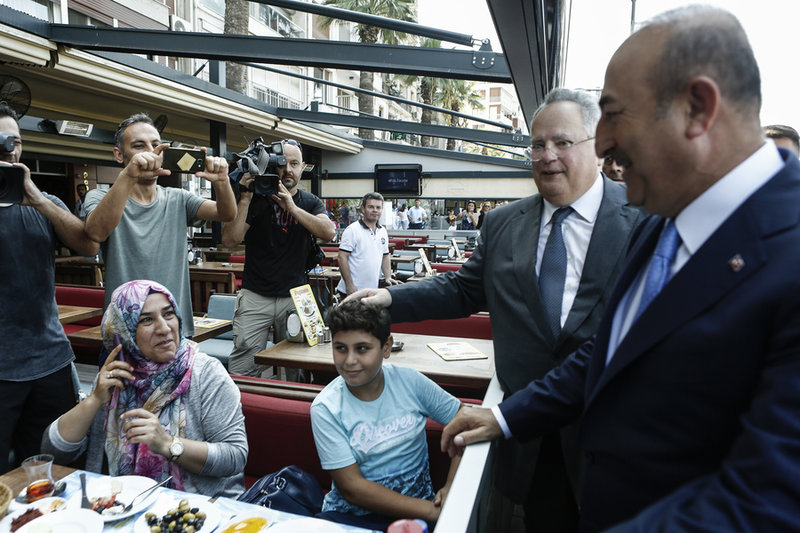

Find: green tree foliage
<box><xmin>319</xmin><ymin>0</ymin><xmax>417</xmax><ymax>140</ymax></box>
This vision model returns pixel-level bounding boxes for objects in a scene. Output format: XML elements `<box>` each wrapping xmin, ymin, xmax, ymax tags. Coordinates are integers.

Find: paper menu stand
<box><xmin>289</xmin><ymin>284</ymin><xmax>325</xmax><ymax>346</ymax></box>
<box><xmin>450</xmin><ymin>238</ymin><xmax>464</xmax><ymax>260</ymax></box>
<box><xmin>427</xmin><ymin>342</ymin><xmax>489</xmax><ymax>361</ymax></box>
<box><xmin>418</xmin><ymin>248</ymin><xmax>434</xmax><ymax>276</ymax></box>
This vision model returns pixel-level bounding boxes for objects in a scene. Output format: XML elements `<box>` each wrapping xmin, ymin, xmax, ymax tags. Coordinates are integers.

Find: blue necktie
<box><xmin>539</xmin><ymin>206</ymin><xmax>573</xmax><ymax>337</ymax></box>
<box><xmin>635</xmin><ymin>219</ymin><xmax>681</xmax><ymax>320</ymax></box>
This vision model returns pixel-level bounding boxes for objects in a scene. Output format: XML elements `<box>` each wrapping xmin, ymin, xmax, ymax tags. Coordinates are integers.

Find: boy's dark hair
<box><xmin>328</xmin><ymin>300</ymin><xmax>391</xmax><ymax>346</ymax></box>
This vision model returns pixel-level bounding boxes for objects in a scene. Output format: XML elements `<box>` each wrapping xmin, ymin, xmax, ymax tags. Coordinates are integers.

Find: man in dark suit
<box><xmin>442</xmin><ymin>6</ymin><xmax>800</xmax><ymax>531</ymax></box>
<box><xmin>348</xmin><ymin>88</ymin><xmax>644</xmax><ymax>531</ymax></box>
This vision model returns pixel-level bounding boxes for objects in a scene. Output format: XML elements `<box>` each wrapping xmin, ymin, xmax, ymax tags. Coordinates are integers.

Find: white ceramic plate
<box><xmin>67</xmin><ymin>475</ymin><xmax>158</xmax><ymax>522</ymax></box>
<box><xmin>215</xmin><ymin>511</ymin><xmax>275</xmax><ymax>533</ymax></box>
<box><xmin>0</xmin><ymin>497</ymin><xmax>68</xmax><ymax>532</ymax></box>
<box><xmin>132</xmin><ymin>492</ymin><xmax>220</xmax><ymax>533</ymax></box>
<box><xmin>268</xmin><ymin>517</ymin><xmax>350</xmax><ymax>533</ymax></box>
<box><xmin>16</xmin><ymin>508</ymin><xmax>102</xmax><ymax>533</ymax></box>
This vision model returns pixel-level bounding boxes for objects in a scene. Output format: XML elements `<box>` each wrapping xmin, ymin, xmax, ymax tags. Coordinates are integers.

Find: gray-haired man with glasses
<box><xmin>223</xmin><ymin>139</ymin><xmax>335</xmax><ymax>378</ymax></box>
<box><xmin>347</xmin><ymin>88</ymin><xmax>644</xmax><ymax>531</ymax></box>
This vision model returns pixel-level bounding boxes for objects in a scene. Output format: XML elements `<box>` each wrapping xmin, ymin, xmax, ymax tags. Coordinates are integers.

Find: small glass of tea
<box><xmin>21</xmin><ymin>454</ymin><xmax>54</xmax><ymax>502</ymax></box>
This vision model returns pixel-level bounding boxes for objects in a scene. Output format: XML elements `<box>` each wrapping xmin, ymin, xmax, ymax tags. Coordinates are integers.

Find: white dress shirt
<box><xmin>536</xmin><ymin>174</ymin><xmax>604</xmax><ymax>328</ymax></box>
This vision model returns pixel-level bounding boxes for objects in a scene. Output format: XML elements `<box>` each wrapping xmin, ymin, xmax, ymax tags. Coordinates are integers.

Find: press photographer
<box><xmin>0</xmin><ymin>102</ymin><xmax>98</xmax><ymax>473</ymax></box>
<box><xmin>222</xmin><ymin>138</ymin><xmax>335</xmax><ymax>379</ymax></box>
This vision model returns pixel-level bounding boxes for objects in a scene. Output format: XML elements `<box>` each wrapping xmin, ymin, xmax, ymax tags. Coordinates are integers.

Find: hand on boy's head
<box><xmin>342</xmin><ymin>288</ymin><xmax>392</xmax><ymax>307</ymax></box>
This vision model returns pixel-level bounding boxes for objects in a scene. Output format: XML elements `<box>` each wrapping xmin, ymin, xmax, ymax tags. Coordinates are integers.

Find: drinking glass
<box><xmin>21</xmin><ymin>454</ymin><xmax>54</xmax><ymax>502</ymax></box>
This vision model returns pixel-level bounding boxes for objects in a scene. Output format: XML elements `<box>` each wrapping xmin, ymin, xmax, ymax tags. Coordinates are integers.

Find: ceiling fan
<box><xmin>0</xmin><ymin>75</ymin><xmax>31</xmax><ymax>117</ymax></box>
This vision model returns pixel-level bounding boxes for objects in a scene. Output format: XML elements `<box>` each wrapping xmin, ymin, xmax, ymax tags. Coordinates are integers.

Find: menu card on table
<box><xmin>289</xmin><ymin>284</ymin><xmax>326</xmax><ymax>346</ymax></box>
<box><xmin>427</xmin><ymin>342</ymin><xmax>489</xmax><ymax>361</ymax></box>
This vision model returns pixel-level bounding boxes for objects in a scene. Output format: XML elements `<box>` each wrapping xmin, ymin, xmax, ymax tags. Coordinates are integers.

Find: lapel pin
<box><xmin>728</xmin><ymin>254</ymin><xmax>745</xmax><ymax>272</ymax></box>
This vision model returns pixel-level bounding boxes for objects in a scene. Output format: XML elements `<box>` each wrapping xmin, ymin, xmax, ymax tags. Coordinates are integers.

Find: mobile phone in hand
<box><xmin>162</xmin><ymin>147</ymin><xmax>205</xmax><ymax>173</ymax></box>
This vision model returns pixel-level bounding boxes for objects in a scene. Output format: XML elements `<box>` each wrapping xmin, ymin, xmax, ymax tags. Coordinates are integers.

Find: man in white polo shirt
<box><xmin>336</xmin><ymin>192</ymin><xmax>401</xmax><ymax>299</ymax></box>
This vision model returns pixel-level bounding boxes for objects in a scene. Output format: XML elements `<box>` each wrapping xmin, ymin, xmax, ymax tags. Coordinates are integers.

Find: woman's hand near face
<box><xmin>92</xmin><ymin>345</ymin><xmax>135</xmax><ymax>405</ymax></box>
<box><xmin>54</xmin><ymin>346</ymin><xmax>134</xmax><ymax>444</ymax></box>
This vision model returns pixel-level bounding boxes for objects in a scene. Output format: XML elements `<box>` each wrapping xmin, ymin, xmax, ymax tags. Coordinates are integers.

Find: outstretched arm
<box><xmin>16</xmin><ymin>161</ymin><xmax>98</xmax><ymax>256</ymax></box>
<box><xmin>193</xmin><ymin>151</ymin><xmax>236</xmax><ymax>222</ymax></box>
<box><xmin>221</xmin><ymin>174</ymin><xmax>253</xmax><ymax>248</ymax></box>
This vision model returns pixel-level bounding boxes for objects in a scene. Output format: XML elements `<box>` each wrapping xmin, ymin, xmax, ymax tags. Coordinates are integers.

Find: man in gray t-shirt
<box><xmin>85</xmin><ymin>113</ymin><xmax>236</xmax><ymax>338</ymax></box>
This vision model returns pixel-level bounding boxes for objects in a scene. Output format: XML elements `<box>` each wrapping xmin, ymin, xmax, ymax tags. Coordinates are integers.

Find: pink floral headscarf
<box><xmin>101</xmin><ymin>280</ymin><xmax>197</xmax><ymax>490</ymax></box>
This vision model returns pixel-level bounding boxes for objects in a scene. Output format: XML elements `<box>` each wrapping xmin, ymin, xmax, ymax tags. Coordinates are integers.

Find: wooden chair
<box><xmin>54</xmin><ymin>264</ymin><xmax>101</xmax><ymax>286</ymax></box>
<box><xmin>189</xmin><ymin>271</ymin><xmax>235</xmax><ymax>314</ymax></box>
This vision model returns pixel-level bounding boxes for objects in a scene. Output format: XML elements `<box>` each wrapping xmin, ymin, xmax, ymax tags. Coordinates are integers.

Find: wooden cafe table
<box><xmin>255</xmin><ymin>332</ymin><xmax>495</xmax><ymax>389</ymax></box>
<box><xmin>67</xmin><ymin>317</ymin><xmax>232</xmax><ymax>348</ymax></box>
<box><xmin>189</xmin><ymin>260</ymin><xmax>243</xmax><ymax>275</ymax></box>
<box><xmin>0</xmin><ymin>464</ymin><xmax>75</xmax><ymax>496</ymax></box>
<box><xmin>58</xmin><ymin>305</ymin><xmax>103</xmax><ymax>325</ymax></box>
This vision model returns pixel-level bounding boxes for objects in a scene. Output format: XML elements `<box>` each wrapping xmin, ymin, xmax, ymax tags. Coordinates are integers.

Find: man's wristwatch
<box><xmin>169</xmin><ymin>437</ymin><xmax>184</xmax><ymax>462</ymax></box>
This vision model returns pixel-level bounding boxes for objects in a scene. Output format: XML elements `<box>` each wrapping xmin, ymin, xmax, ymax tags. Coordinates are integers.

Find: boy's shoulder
<box><xmin>311</xmin><ymin>375</ymin><xmax>347</xmax><ymax>411</ymax></box>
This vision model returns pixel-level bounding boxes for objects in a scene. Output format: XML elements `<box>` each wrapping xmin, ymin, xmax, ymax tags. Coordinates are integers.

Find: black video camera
<box><xmin>0</xmin><ymin>132</ymin><xmax>16</xmax><ymax>153</ymax></box>
<box><xmin>229</xmin><ymin>138</ymin><xmax>286</xmax><ymax>197</ymax></box>
<box><xmin>0</xmin><ymin>165</ymin><xmax>25</xmax><ymax>204</ymax></box>
<box><xmin>0</xmin><ymin>131</ymin><xmax>23</xmax><ymax>203</ymax></box>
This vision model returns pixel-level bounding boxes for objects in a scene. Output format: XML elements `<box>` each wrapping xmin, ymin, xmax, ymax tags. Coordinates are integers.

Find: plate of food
<box><xmin>216</xmin><ymin>511</ymin><xmax>273</xmax><ymax>533</ymax></box>
<box><xmin>15</xmin><ymin>509</ymin><xmax>102</xmax><ymax>533</ymax></box>
<box><xmin>67</xmin><ymin>475</ymin><xmax>158</xmax><ymax>522</ymax></box>
<box><xmin>132</xmin><ymin>492</ymin><xmax>220</xmax><ymax>533</ymax></box>
<box><xmin>0</xmin><ymin>497</ymin><xmax>68</xmax><ymax>533</ymax></box>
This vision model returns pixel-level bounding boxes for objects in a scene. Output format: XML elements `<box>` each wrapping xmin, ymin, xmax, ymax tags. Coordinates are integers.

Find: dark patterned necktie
<box><xmin>539</xmin><ymin>206</ymin><xmax>573</xmax><ymax>337</ymax></box>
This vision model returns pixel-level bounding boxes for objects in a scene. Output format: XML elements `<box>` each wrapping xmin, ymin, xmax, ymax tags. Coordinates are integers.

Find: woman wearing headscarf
<box><xmin>42</xmin><ymin>280</ymin><xmax>247</xmax><ymax>497</ymax></box>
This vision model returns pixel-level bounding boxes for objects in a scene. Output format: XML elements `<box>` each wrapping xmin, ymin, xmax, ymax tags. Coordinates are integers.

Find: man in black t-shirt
<box><xmin>222</xmin><ymin>140</ymin><xmax>335</xmax><ymax>377</ymax></box>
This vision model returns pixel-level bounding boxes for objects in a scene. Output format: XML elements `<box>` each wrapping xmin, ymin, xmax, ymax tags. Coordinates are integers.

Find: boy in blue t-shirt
<box><xmin>310</xmin><ymin>300</ymin><xmax>463</xmax><ymax>530</ymax></box>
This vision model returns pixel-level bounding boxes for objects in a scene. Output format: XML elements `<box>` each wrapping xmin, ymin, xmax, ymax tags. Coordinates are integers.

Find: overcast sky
<box><xmin>419</xmin><ymin>0</ymin><xmax>800</xmax><ymax>131</ymax></box>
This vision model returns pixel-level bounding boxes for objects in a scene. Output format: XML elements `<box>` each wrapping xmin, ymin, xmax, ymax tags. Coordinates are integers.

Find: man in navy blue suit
<box><xmin>442</xmin><ymin>5</ymin><xmax>800</xmax><ymax>532</ymax></box>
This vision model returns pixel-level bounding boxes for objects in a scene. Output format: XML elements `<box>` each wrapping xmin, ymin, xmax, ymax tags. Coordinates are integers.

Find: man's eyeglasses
<box><xmin>281</xmin><ymin>139</ymin><xmax>300</xmax><ymax>147</ymax></box>
<box><xmin>530</xmin><ymin>136</ymin><xmax>594</xmax><ymax>162</ymax></box>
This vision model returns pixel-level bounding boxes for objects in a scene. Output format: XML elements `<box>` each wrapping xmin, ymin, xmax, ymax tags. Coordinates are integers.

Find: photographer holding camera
<box><xmin>222</xmin><ymin>139</ymin><xmax>335</xmax><ymax>378</ymax></box>
<box><xmin>0</xmin><ymin>103</ymin><xmax>99</xmax><ymax>473</ymax></box>
<box><xmin>84</xmin><ymin>113</ymin><xmax>236</xmax><ymax>338</ymax></box>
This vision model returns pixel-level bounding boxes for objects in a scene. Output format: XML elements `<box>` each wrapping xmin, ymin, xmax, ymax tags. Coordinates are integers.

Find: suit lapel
<box><xmin>589</xmin><ymin>202</ymin><xmax>770</xmax><ymax>402</ymax></box>
<box><xmin>560</xmin><ymin>179</ymin><xmax>636</xmax><ymax>343</ymax></box>
<box><xmin>584</xmin><ymin>217</ymin><xmax>660</xmax><ymax>396</ymax></box>
<box><xmin>512</xmin><ymin>196</ymin><xmax>552</xmax><ymax>333</ymax></box>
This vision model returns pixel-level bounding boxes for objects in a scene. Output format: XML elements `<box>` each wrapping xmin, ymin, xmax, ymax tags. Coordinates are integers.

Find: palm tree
<box><xmin>397</xmin><ymin>38</ymin><xmax>441</xmax><ymax>147</ymax></box>
<box><xmin>320</xmin><ymin>0</ymin><xmax>417</xmax><ymax>140</ymax></box>
<box><xmin>434</xmin><ymin>79</ymin><xmax>484</xmax><ymax>151</ymax></box>
<box><xmin>224</xmin><ymin>0</ymin><xmax>249</xmax><ymax>94</ymax></box>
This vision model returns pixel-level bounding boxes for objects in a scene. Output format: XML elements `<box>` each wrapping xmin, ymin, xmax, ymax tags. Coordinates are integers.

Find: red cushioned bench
<box><xmin>392</xmin><ymin>313</ymin><xmax>492</xmax><ymax>340</ymax></box>
<box><xmin>431</xmin><ymin>262</ymin><xmax>462</xmax><ymax>273</ymax></box>
<box><xmin>55</xmin><ymin>284</ymin><xmax>105</xmax><ymax>335</ymax></box>
<box><xmin>56</xmin><ymin>284</ymin><xmax>106</xmax><ymax>365</ymax></box>
<box><xmin>233</xmin><ymin>376</ymin><xmax>476</xmax><ymax>491</ymax></box>
<box><xmin>229</xmin><ymin>254</ymin><xmax>245</xmax><ymax>289</ymax></box>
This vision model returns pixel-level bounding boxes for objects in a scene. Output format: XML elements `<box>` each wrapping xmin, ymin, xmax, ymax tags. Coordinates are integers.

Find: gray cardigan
<box><xmin>42</xmin><ymin>353</ymin><xmax>248</xmax><ymax>498</ymax></box>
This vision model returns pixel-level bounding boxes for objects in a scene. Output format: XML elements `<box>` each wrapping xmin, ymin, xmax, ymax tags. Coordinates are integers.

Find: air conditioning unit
<box><xmin>170</xmin><ymin>15</ymin><xmax>192</xmax><ymax>32</ymax></box>
<box><xmin>55</xmin><ymin>120</ymin><xmax>93</xmax><ymax>137</ymax></box>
